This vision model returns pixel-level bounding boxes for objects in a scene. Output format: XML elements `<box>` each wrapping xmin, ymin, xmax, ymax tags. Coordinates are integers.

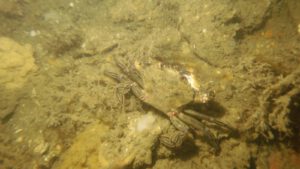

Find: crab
<box><xmin>104</xmin><ymin>57</ymin><xmax>235</xmax><ymax>151</ymax></box>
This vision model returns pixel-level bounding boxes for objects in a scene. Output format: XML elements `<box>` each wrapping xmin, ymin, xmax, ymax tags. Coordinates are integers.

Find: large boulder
<box><xmin>0</xmin><ymin>37</ymin><xmax>37</xmax><ymax>120</ymax></box>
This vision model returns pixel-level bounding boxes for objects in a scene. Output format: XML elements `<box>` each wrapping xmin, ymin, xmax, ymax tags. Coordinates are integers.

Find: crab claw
<box><xmin>168</xmin><ymin>112</ymin><xmax>189</xmax><ymax>133</ymax></box>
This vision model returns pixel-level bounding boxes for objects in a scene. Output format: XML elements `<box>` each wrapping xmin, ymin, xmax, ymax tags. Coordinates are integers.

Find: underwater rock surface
<box><xmin>0</xmin><ymin>0</ymin><xmax>300</xmax><ymax>169</ymax></box>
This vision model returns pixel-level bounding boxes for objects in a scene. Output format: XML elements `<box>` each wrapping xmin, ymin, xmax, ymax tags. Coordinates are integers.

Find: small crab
<box><xmin>105</xmin><ymin>57</ymin><xmax>235</xmax><ymax>151</ymax></box>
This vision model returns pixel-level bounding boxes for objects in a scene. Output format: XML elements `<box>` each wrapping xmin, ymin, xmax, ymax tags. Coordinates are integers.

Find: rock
<box><xmin>0</xmin><ymin>0</ymin><xmax>24</xmax><ymax>17</ymax></box>
<box><xmin>0</xmin><ymin>37</ymin><xmax>37</xmax><ymax>120</ymax></box>
<box><xmin>51</xmin><ymin>123</ymin><xmax>109</xmax><ymax>169</ymax></box>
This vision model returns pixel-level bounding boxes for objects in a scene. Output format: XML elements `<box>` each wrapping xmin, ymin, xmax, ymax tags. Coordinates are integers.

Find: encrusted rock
<box><xmin>0</xmin><ymin>37</ymin><xmax>37</xmax><ymax>120</ymax></box>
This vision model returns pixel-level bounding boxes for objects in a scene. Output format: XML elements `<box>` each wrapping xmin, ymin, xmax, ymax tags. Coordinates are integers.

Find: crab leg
<box><xmin>131</xmin><ymin>83</ymin><xmax>145</xmax><ymax>100</ymax></box>
<box><xmin>177</xmin><ymin>112</ymin><xmax>205</xmax><ymax>130</ymax></box>
<box><xmin>160</xmin><ymin>131</ymin><xmax>186</xmax><ymax>148</ymax></box>
<box><xmin>169</xmin><ymin>114</ymin><xmax>189</xmax><ymax>133</ymax></box>
<box><xmin>183</xmin><ymin>109</ymin><xmax>236</xmax><ymax>132</ymax></box>
<box><xmin>115</xmin><ymin>58</ymin><xmax>144</xmax><ymax>88</ymax></box>
<box><xmin>104</xmin><ymin>70</ymin><xmax>126</xmax><ymax>82</ymax></box>
<box><xmin>176</xmin><ymin>112</ymin><xmax>220</xmax><ymax>152</ymax></box>
<box><xmin>104</xmin><ymin>70</ymin><xmax>133</xmax><ymax>112</ymax></box>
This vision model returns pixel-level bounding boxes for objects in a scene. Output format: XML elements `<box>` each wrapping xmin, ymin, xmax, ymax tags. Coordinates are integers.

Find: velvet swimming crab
<box><xmin>105</xmin><ymin>57</ymin><xmax>235</xmax><ymax>151</ymax></box>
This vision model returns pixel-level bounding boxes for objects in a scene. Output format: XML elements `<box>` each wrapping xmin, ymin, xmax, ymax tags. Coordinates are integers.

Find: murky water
<box><xmin>0</xmin><ymin>0</ymin><xmax>300</xmax><ymax>169</ymax></box>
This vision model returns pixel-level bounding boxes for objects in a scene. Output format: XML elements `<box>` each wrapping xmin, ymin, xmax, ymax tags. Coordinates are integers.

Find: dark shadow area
<box><xmin>253</xmin><ymin>91</ymin><xmax>300</xmax><ymax>151</ymax></box>
<box><xmin>249</xmin><ymin>156</ymin><xmax>257</xmax><ymax>169</ymax></box>
<box><xmin>174</xmin><ymin>139</ymin><xmax>199</xmax><ymax>160</ymax></box>
<box><xmin>1</xmin><ymin>108</ymin><xmax>16</xmax><ymax>124</ymax></box>
<box><xmin>289</xmin><ymin>92</ymin><xmax>300</xmax><ymax>152</ymax></box>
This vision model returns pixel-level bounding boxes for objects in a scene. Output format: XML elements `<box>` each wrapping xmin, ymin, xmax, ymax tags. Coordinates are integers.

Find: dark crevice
<box><xmin>249</xmin><ymin>156</ymin><xmax>257</xmax><ymax>169</ymax></box>
<box><xmin>289</xmin><ymin>93</ymin><xmax>300</xmax><ymax>152</ymax></box>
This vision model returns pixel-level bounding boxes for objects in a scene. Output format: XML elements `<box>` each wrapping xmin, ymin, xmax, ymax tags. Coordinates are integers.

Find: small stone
<box><xmin>69</xmin><ymin>2</ymin><xmax>74</xmax><ymax>7</ymax></box>
<box><xmin>34</xmin><ymin>141</ymin><xmax>49</xmax><ymax>155</ymax></box>
<box><xmin>29</xmin><ymin>30</ymin><xmax>40</xmax><ymax>37</ymax></box>
<box><xmin>16</xmin><ymin>136</ymin><xmax>23</xmax><ymax>143</ymax></box>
